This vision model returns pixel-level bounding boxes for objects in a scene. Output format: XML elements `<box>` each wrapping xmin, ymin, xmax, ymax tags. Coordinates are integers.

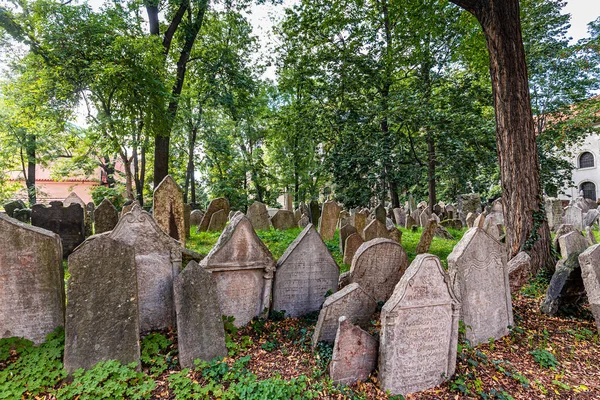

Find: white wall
<box><xmin>559</xmin><ymin>132</ymin><xmax>600</xmax><ymax>201</ymax></box>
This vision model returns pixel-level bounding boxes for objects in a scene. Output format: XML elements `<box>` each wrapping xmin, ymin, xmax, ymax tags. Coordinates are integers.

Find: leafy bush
<box><xmin>140</xmin><ymin>333</ymin><xmax>176</xmax><ymax>376</ymax></box>
<box><xmin>530</xmin><ymin>349</ymin><xmax>559</xmax><ymax>369</ymax></box>
<box><xmin>90</xmin><ymin>184</ymin><xmax>125</xmax><ymax>209</ymax></box>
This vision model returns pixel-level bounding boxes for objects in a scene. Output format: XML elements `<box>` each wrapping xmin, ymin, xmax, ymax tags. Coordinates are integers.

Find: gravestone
<box><xmin>200</xmin><ymin>214</ymin><xmax>275</xmax><ymax>327</ymax></box>
<box><xmin>545</xmin><ymin>198</ymin><xmax>564</xmax><ymax>231</ymax></box>
<box><xmin>294</xmin><ymin>208</ymin><xmax>302</xmax><ymax>223</ymax></box>
<box><xmin>419</xmin><ymin>209</ymin><xmax>432</xmax><ymax>227</ymax></box>
<box><xmin>270</xmin><ymin>209</ymin><xmax>297</xmax><ymax>230</ymax></box>
<box><xmin>541</xmin><ymin>253</ymin><xmax>586</xmax><ymax>316</ymax></box>
<box><xmin>563</xmin><ymin>206</ymin><xmax>584</xmax><ymax>231</ymax></box>
<box><xmin>64</xmin><ymin>236</ymin><xmax>140</xmax><ymax>374</ymax></box>
<box><xmin>312</xmin><ymin>283</ymin><xmax>377</xmax><ymax>346</ymax></box>
<box><xmin>0</xmin><ymin>213</ymin><xmax>64</xmax><ymax>344</ymax></box>
<box><xmin>184</xmin><ymin>204</ymin><xmax>191</xmax><ymax>238</ymax></box>
<box><xmin>416</xmin><ymin>219</ymin><xmax>437</xmax><ymax>254</ymax></box>
<box><xmin>445</xmin><ymin>204</ymin><xmax>456</xmax><ymax>220</ymax></box>
<box><xmin>339</xmin><ymin>224</ymin><xmax>358</xmax><ymax>254</ymax></box>
<box><xmin>64</xmin><ymin>192</ymin><xmax>92</xmax><ymax>238</ymax></box>
<box><xmin>298</xmin><ymin>214</ymin><xmax>310</xmax><ymax>228</ymax></box>
<box><xmin>3</xmin><ymin>199</ymin><xmax>25</xmax><ymax>217</ymax></box>
<box><xmin>121</xmin><ymin>200</ymin><xmax>138</xmax><ymax>217</ymax></box>
<box><xmin>153</xmin><ymin>175</ymin><xmax>186</xmax><ymax>246</ymax></box>
<box><xmin>553</xmin><ymin>224</ymin><xmax>574</xmax><ymax>252</ymax></box>
<box><xmin>32</xmin><ymin>201</ymin><xmax>85</xmax><ymax>257</ymax></box>
<box><xmin>309</xmin><ymin>200</ymin><xmax>320</xmax><ymax>224</ymax></box>
<box><xmin>190</xmin><ymin>209</ymin><xmax>204</xmax><ymax>227</ymax></box>
<box><xmin>578</xmin><ymin>244</ymin><xmax>600</xmax><ymax>333</ymax></box>
<box><xmin>585</xmin><ymin>226</ymin><xmax>597</xmax><ymax>247</ymax></box>
<box><xmin>350</xmin><ymin>210</ymin><xmax>367</xmax><ymax>234</ymax></box>
<box><xmin>94</xmin><ymin>198</ymin><xmax>119</xmax><ymax>234</ymax></box>
<box><xmin>558</xmin><ymin>231</ymin><xmax>588</xmax><ymax>260</ymax></box>
<box><xmin>363</xmin><ymin>219</ymin><xmax>389</xmax><ymax>242</ymax></box>
<box><xmin>441</xmin><ymin>219</ymin><xmax>463</xmax><ymax>230</ymax></box>
<box><xmin>584</xmin><ymin>209</ymin><xmax>600</xmax><ymax>227</ymax></box>
<box><xmin>448</xmin><ymin>227</ymin><xmax>513</xmax><ymax>346</ymax></box>
<box><xmin>508</xmin><ymin>251</ymin><xmax>531</xmax><ymax>294</ymax></box>
<box><xmin>392</xmin><ymin>208</ymin><xmax>406</xmax><ymax>227</ymax></box>
<box><xmin>374</xmin><ymin>203</ymin><xmax>386</xmax><ymax>225</ymax></box>
<box><xmin>349</xmin><ymin>238</ymin><xmax>408</xmax><ymax>302</ymax></box>
<box><xmin>473</xmin><ymin>212</ymin><xmax>486</xmax><ymax>228</ymax></box>
<box><xmin>465</xmin><ymin>212</ymin><xmax>476</xmax><ymax>228</ymax></box>
<box><xmin>247</xmin><ymin>201</ymin><xmax>271</xmax><ymax>231</ymax></box>
<box><xmin>343</xmin><ymin>233</ymin><xmax>364</xmax><ymax>265</ymax></box>
<box><xmin>458</xmin><ymin>193</ymin><xmax>481</xmax><ymax>217</ymax></box>
<box><xmin>198</xmin><ymin>197</ymin><xmax>230</xmax><ymax>232</ymax></box>
<box><xmin>273</xmin><ymin>224</ymin><xmax>339</xmax><ymax>317</ymax></box>
<box><xmin>434</xmin><ymin>224</ymin><xmax>454</xmax><ymax>240</ymax></box>
<box><xmin>174</xmin><ymin>261</ymin><xmax>228</xmax><ymax>368</ymax></box>
<box><xmin>405</xmin><ymin>215</ymin><xmax>417</xmax><ymax>230</ymax></box>
<box><xmin>388</xmin><ymin>227</ymin><xmax>402</xmax><ymax>243</ymax></box>
<box><xmin>319</xmin><ymin>200</ymin><xmax>340</xmax><ymax>240</ymax></box>
<box><xmin>109</xmin><ymin>204</ymin><xmax>182</xmax><ymax>331</ymax></box>
<box><xmin>379</xmin><ymin>254</ymin><xmax>459</xmax><ymax>396</ymax></box>
<box><xmin>13</xmin><ymin>208</ymin><xmax>31</xmax><ymax>223</ymax></box>
<box><xmin>207</xmin><ymin>209</ymin><xmax>227</xmax><ymax>231</ymax></box>
<box><xmin>283</xmin><ymin>193</ymin><xmax>294</xmax><ymax>211</ymax></box>
<box><xmin>329</xmin><ymin>317</ymin><xmax>378</xmax><ymax>386</ymax></box>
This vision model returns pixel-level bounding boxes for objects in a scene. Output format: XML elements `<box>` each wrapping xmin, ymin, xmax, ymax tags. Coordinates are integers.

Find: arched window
<box><xmin>580</xmin><ymin>182</ymin><xmax>596</xmax><ymax>201</ymax></box>
<box><xmin>579</xmin><ymin>152</ymin><xmax>595</xmax><ymax>168</ymax></box>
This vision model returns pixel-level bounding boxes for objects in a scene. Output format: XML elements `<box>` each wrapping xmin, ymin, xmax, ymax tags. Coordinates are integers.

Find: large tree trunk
<box><xmin>427</xmin><ymin>132</ymin><xmax>436</xmax><ymax>213</ymax></box>
<box><xmin>25</xmin><ymin>134</ymin><xmax>36</xmax><ymax>205</ymax></box>
<box><xmin>450</xmin><ymin>0</ymin><xmax>554</xmax><ymax>272</ymax></box>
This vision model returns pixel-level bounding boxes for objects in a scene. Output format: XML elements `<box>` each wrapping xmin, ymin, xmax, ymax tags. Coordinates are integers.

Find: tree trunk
<box><xmin>427</xmin><ymin>132</ymin><xmax>436</xmax><ymax>213</ymax></box>
<box><xmin>450</xmin><ymin>0</ymin><xmax>554</xmax><ymax>272</ymax></box>
<box><xmin>25</xmin><ymin>134</ymin><xmax>36</xmax><ymax>205</ymax></box>
<box><xmin>139</xmin><ymin>138</ymin><xmax>147</xmax><ymax>206</ymax></box>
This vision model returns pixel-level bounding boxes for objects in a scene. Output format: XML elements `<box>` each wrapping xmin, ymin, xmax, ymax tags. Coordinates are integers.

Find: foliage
<box><xmin>90</xmin><ymin>184</ymin><xmax>126</xmax><ymax>209</ymax></box>
<box><xmin>529</xmin><ymin>349</ymin><xmax>559</xmax><ymax>369</ymax></box>
<box><xmin>140</xmin><ymin>333</ymin><xmax>177</xmax><ymax>376</ymax></box>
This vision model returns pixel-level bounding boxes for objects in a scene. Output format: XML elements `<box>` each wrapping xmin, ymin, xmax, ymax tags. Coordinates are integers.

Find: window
<box><xmin>579</xmin><ymin>152</ymin><xmax>595</xmax><ymax>168</ymax></box>
<box><xmin>581</xmin><ymin>182</ymin><xmax>596</xmax><ymax>201</ymax></box>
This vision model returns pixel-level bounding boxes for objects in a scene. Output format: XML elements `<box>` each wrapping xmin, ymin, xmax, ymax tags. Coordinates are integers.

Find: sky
<box><xmin>563</xmin><ymin>0</ymin><xmax>600</xmax><ymax>43</ymax></box>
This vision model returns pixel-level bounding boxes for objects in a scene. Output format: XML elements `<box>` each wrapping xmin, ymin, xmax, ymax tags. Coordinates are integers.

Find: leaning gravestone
<box><xmin>379</xmin><ymin>254</ymin><xmax>459</xmax><ymax>396</ymax></box>
<box><xmin>448</xmin><ymin>227</ymin><xmax>513</xmax><ymax>346</ymax></box>
<box><xmin>0</xmin><ymin>213</ymin><xmax>64</xmax><ymax>344</ymax></box>
<box><xmin>419</xmin><ymin>209</ymin><xmax>432</xmax><ymax>228</ymax></box>
<box><xmin>416</xmin><ymin>218</ymin><xmax>437</xmax><ymax>254</ymax></box>
<box><xmin>349</xmin><ymin>238</ymin><xmax>408</xmax><ymax>302</ymax></box>
<box><xmin>94</xmin><ymin>198</ymin><xmax>119</xmax><ymax>234</ymax></box>
<box><xmin>392</xmin><ymin>208</ymin><xmax>406</xmax><ymax>227</ymax></box>
<box><xmin>153</xmin><ymin>175</ymin><xmax>186</xmax><ymax>246</ymax></box>
<box><xmin>584</xmin><ymin>209</ymin><xmax>600</xmax><ymax>228</ymax></box>
<box><xmin>343</xmin><ymin>233</ymin><xmax>364</xmax><ymax>265</ymax></box>
<box><xmin>270</xmin><ymin>209</ymin><xmax>297</xmax><ymax>230</ymax></box>
<box><xmin>198</xmin><ymin>197</ymin><xmax>230</xmax><ymax>232</ymax></box>
<box><xmin>273</xmin><ymin>224</ymin><xmax>339</xmax><ymax>317</ymax></box>
<box><xmin>247</xmin><ymin>201</ymin><xmax>271</xmax><ymax>231</ymax></box>
<box><xmin>553</xmin><ymin>224</ymin><xmax>575</xmax><ymax>252</ymax></box>
<box><xmin>405</xmin><ymin>215</ymin><xmax>417</xmax><ymax>230</ymax></box>
<box><xmin>298</xmin><ymin>214</ymin><xmax>310</xmax><ymax>228</ymax></box>
<box><xmin>109</xmin><ymin>203</ymin><xmax>182</xmax><ymax>331</ymax></box>
<box><xmin>558</xmin><ymin>231</ymin><xmax>588</xmax><ymax>260</ymax></box>
<box><xmin>207</xmin><ymin>209</ymin><xmax>228</xmax><ymax>231</ymax></box>
<box><xmin>578</xmin><ymin>244</ymin><xmax>600</xmax><ymax>333</ymax></box>
<box><xmin>312</xmin><ymin>282</ymin><xmax>377</xmax><ymax>346</ymax></box>
<box><xmin>339</xmin><ymin>224</ymin><xmax>358</xmax><ymax>254</ymax></box>
<box><xmin>545</xmin><ymin>198</ymin><xmax>564</xmax><ymax>231</ymax></box>
<box><xmin>190</xmin><ymin>209</ymin><xmax>204</xmax><ymax>227</ymax></box>
<box><xmin>363</xmin><ymin>219</ymin><xmax>389</xmax><ymax>242</ymax></box>
<box><xmin>174</xmin><ymin>261</ymin><xmax>228</xmax><ymax>368</ymax></box>
<box><xmin>563</xmin><ymin>206</ymin><xmax>584</xmax><ymax>231</ymax></box>
<box><xmin>508</xmin><ymin>251</ymin><xmax>531</xmax><ymax>294</ymax></box>
<box><xmin>64</xmin><ymin>236</ymin><xmax>140</xmax><ymax>374</ymax></box>
<box><xmin>319</xmin><ymin>200</ymin><xmax>340</xmax><ymax>240</ymax></box>
<box><xmin>32</xmin><ymin>201</ymin><xmax>85</xmax><ymax>257</ymax></box>
<box><xmin>201</xmin><ymin>214</ymin><xmax>275</xmax><ymax>327</ymax></box>
<box><xmin>541</xmin><ymin>253</ymin><xmax>586</xmax><ymax>316</ymax></box>
<box><xmin>374</xmin><ymin>203</ymin><xmax>387</xmax><ymax>225</ymax></box>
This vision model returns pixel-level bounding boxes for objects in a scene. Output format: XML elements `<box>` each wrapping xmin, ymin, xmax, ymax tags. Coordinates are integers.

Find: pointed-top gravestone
<box><xmin>270</xmin><ymin>209</ymin><xmax>296</xmax><ymax>230</ymax></box>
<box><xmin>343</xmin><ymin>233</ymin><xmax>364</xmax><ymax>265</ymax></box>
<box><xmin>319</xmin><ymin>201</ymin><xmax>340</xmax><ymax>240</ymax></box>
<box><xmin>349</xmin><ymin>238</ymin><xmax>409</xmax><ymax>302</ymax></box>
<box><xmin>153</xmin><ymin>175</ymin><xmax>186</xmax><ymax>246</ymax></box>
<box><xmin>95</xmin><ymin>198</ymin><xmax>119</xmax><ymax>234</ymax></box>
<box><xmin>247</xmin><ymin>201</ymin><xmax>271</xmax><ymax>231</ymax></box>
<box><xmin>273</xmin><ymin>224</ymin><xmax>339</xmax><ymax>318</ymax></box>
<box><xmin>121</xmin><ymin>200</ymin><xmax>139</xmax><ymax>217</ymax></box>
<box><xmin>200</xmin><ymin>214</ymin><xmax>275</xmax><ymax>327</ymax></box>
<box><xmin>64</xmin><ymin>192</ymin><xmax>92</xmax><ymax>237</ymax></box>
<box><xmin>198</xmin><ymin>197</ymin><xmax>230</xmax><ymax>232</ymax></box>
<box><xmin>447</xmin><ymin>227</ymin><xmax>513</xmax><ymax>346</ymax></box>
<box><xmin>64</xmin><ymin>235</ymin><xmax>140</xmax><ymax>374</ymax></box>
<box><xmin>578</xmin><ymin>244</ymin><xmax>600</xmax><ymax>333</ymax></box>
<box><xmin>63</xmin><ymin>192</ymin><xmax>86</xmax><ymax>208</ymax></box>
<box><xmin>374</xmin><ymin>203</ymin><xmax>386</xmax><ymax>225</ymax></box>
<box><xmin>174</xmin><ymin>261</ymin><xmax>228</xmax><ymax>368</ymax></box>
<box><xmin>207</xmin><ymin>209</ymin><xmax>228</xmax><ymax>231</ymax></box>
<box><xmin>32</xmin><ymin>201</ymin><xmax>85</xmax><ymax>257</ymax></box>
<box><xmin>362</xmin><ymin>219</ymin><xmax>389</xmax><ymax>242</ymax></box>
<box><xmin>350</xmin><ymin>210</ymin><xmax>367</xmax><ymax>234</ymax></box>
<box><xmin>339</xmin><ymin>224</ymin><xmax>358</xmax><ymax>254</ymax></box>
<box><xmin>0</xmin><ymin>213</ymin><xmax>64</xmax><ymax>344</ymax></box>
<box><xmin>416</xmin><ymin>218</ymin><xmax>438</xmax><ymax>254</ymax></box>
<box><xmin>109</xmin><ymin>203</ymin><xmax>182</xmax><ymax>331</ymax></box>
<box><xmin>379</xmin><ymin>254</ymin><xmax>459</xmax><ymax>396</ymax></box>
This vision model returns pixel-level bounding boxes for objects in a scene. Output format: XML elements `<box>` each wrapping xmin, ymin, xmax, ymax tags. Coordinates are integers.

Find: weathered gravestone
<box><xmin>273</xmin><ymin>224</ymin><xmax>339</xmax><ymax>317</ymax></box>
<box><xmin>294</xmin><ymin>208</ymin><xmax>302</xmax><ymax>224</ymax></box>
<box><xmin>448</xmin><ymin>227</ymin><xmax>513</xmax><ymax>346</ymax></box>
<box><xmin>339</xmin><ymin>224</ymin><xmax>358</xmax><ymax>254</ymax></box>
<box><xmin>578</xmin><ymin>244</ymin><xmax>600</xmax><ymax>333</ymax></box>
<box><xmin>508</xmin><ymin>251</ymin><xmax>532</xmax><ymax>294</ymax></box>
<box><xmin>309</xmin><ymin>200</ymin><xmax>320</xmax><ymax>224</ymax></box>
<box><xmin>64</xmin><ymin>192</ymin><xmax>93</xmax><ymax>238</ymax></box>
<box><xmin>445</xmin><ymin>204</ymin><xmax>456</xmax><ymax>220</ymax></box>
<box><xmin>541</xmin><ymin>253</ymin><xmax>586</xmax><ymax>316</ymax></box>
<box><xmin>298</xmin><ymin>214</ymin><xmax>310</xmax><ymax>228</ymax></box>
<box><xmin>458</xmin><ymin>193</ymin><xmax>481</xmax><ymax>218</ymax></box>
<box><xmin>32</xmin><ymin>201</ymin><xmax>85</xmax><ymax>257</ymax></box>
<box><xmin>3</xmin><ymin>199</ymin><xmax>25</xmax><ymax>217</ymax></box>
<box><xmin>558</xmin><ymin>231</ymin><xmax>588</xmax><ymax>260</ymax></box>
<box><xmin>190</xmin><ymin>209</ymin><xmax>204</xmax><ymax>227</ymax></box>
<box><xmin>174</xmin><ymin>261</ymin><xmax>228</xmax><ymax>368</ymax></box>
<box><xmin>545</xmin><ymin>198</ymin><xmax>564</xmax><ymax>231</ymax></box>
<box><xmin>153</xmin><ymin>175</ymin><xmax>186</xmax><ymax>246</ymax></box>
<box><xmin>13</xmin><ymin>208</ymin><xmax>31</xmax><ymax>223</ymax></box>
<box><xmin>0</xmin><ymin>213</ymin><xmax>64</xmax><ymax>344</ymax></box>
<box><xmin>329</xmin><ymin>317</ymin><xmax>378</xmax><ymax>386</ymax></box>
<box><xmin>247</xmin><ymin>201</ymin><xmax>271</xmax><ymax>231</ymax></box>
<box><xmin>312</xmin><ymin>282</ymin><xmax>377</xmax><ymax>346</ymax></box>
<box><xmin>553</xmin><ymin>224</ymin><xmax>575</xmax><ymax>252</ymax></box>
<box><xmin>416</xmin><ymin>218</ymin><xmax>437</xmax><ymax>254</ymax></box>
<box><xmin>319</xmin><ymin>200</ymin><xmax>340</xmax><ymax>240</ymax></box>
<box><xmin>198</xmin><ymin>197</ymin><xmax>230</xmax><ymax>232</ymax></box>
<box><xmin>563</xmin><ymin>206</ymin><xmax>584</xmax><ymax>231</ymax></box>
<box><xmin>270</xmin><ymin>209</ymin><xmax>297</xmax><ymax>230</ymax></box>
<box><xmin>121</xmin><ymin>200</ymin><xmax>138</xmax><ymax>217</ymax></box>
<box><xmin>465</xmin><ymin>212</ymin><xmax>476</xmax><ymax>228</ymax></box>
<box><xmin>208</xmin><ymin>209</ymin><xmax>228</xmax><ymax>231</ymax></box>
<box><xmin>343</xmin><ymin>233</ymin><xmax>364</xmax><ymax>265</ymax></box>
<box><xmin>374</xmin><ymin>203</ymin><xmax>387</xmax><ymax>225</ymax></box>
<box><xmin>585</xmin><ymin>226</ymin><xmax>597</xmax><ymax>246</ymax></box>
<box><xmin>392</xmin><ymin>208</ymin><xmax>406</xmax><ymax>227</ymax></box>
<box><xmin>109</xmin><ymin>204</ymin><xmax>182</xmax><ymax>331</ymax></box>
<box><xmin>350</xmin><ymin>209</ymin><xmax>367</xmax><ymax>234</ymax></box>
<box><xmin>584</xmin><ymin>209</ymin><xmax>600</xmax><ymax>228</ymax></box>
<box><xmin>388</xmin><ymin>227</ymin><xmax>402</xmax><ymax>243</ymax></box>
<box><xmin>349</xmin><ymin>238</ymin><xmax>408</xmax><ymax>302</ymax></box>
<box><xmin>201</xmin><ymin>214</ymin><xmax>276</xmax><ymax>327</ymax></box>
<box><xmin>64</xmin><ymin>236</ymin><xmax>140</xmax><ymax>374</ymax></box>
<box><xmin>405</xmin><ymin>214</ymin><xmax>417</xmax><ymax>230</ymax></box>
<box><xmin>94</xmin><ymin>198</ymin><xmax>119</xmax><ymax>234</ymax></box>
<box><xmin>419</xmin><ymin>209</ymin><xmax>432</xmax><ymax>227</ymax></box>
<box><xmin>362</xmin><ymin>219</ymin><xmax>389</xmax><ymax>242</ymax></box>
<box><xmin>379</xmin><ymin>254</ymin><xmax>459</xmax><ymax>396</ymax></box>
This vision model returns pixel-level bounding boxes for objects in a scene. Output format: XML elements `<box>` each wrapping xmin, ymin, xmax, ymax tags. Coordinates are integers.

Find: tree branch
<box><xmin>163</xmin><ymin>0</ymin><xmax>189</xmax><ymax>55</ymax></box>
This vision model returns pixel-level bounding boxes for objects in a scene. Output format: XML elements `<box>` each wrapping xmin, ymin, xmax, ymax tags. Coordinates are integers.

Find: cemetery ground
<box><xmin>1</xmin><ymin>227</ymin><xmax>599</xmax><ymax>399</ymax></box>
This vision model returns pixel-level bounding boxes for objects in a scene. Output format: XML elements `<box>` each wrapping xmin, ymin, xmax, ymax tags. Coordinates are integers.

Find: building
<box><xmin>559</xmin><ymin>129</ymin><xmax>600</xmax><ymax>202</ymax></box>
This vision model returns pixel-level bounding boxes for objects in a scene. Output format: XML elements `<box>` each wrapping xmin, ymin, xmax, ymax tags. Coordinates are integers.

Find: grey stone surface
<box><xmin>343</xmin><ymin>233</ymin><xmax>364</xmax><ymax>266</ymax></box>
<box><xmin>441</xmin><ymin>219</ymin><xmax>463</xmax><ymax>230</ymax></box>
<box><xmin>458</xmin><ymin>193</ymin><xmax>481</xmax><ymax>217</ymax></box>
<box><xmin>3</xmin><ymin>199</ymin><xmax>25</xmax><ymax>217</ymax></box>
<box><xmin>507</xmin><ymin>251</ymin><xmax>531</xmax><ymax>294</ymax></box>
<box><xmin>374</xmin><ymin>203</ymin><xmax>387</xmax><ymax>225</ymax></box>
<box><xmin>198</xmin><ymin>197</ymin><xmax>230</xmax><ymax>232</ymax></box>
<box><xmin>330</xmin><ymin>317</ymin><xmax>377</xmax><ymax>386</ymax></box>
<box><xmin>362</xmin><ymin>219</ymin><xmax>389</xmax><ymax>242</ymax></box>
<box><xmin>0</xmin><ymin>213</ymin><xmax>64</xmax><ymax>344</ymax></box>
<box><xmin>190</xmin><ymin>210</ymin><xmax>204</xmax><ymax>226</ymax></box>
<box><xmin>270</xmin><ymin>209</ymin><xmax>297</xmax><ymax>230</ymax></box>
<box><xmin>564</xmin><ymin>206</ymin><xmax>584</xmax><ymax>231</ymax></box>
<box><xmin>121</xmin><ymin>200</ymin><xmax>138</xmax><ymax>217</ymax></box>
<box><xmin>545</xmin><ymin>198</ymin><xmax>564</xmax><ymax>231</ymax></box>
<box><xmin>584</xmin><ymin>209</ymin><xmax>600</xmax><ymax>227</ymax></box>
<box><xmin>448</xmin><ymin>227</ymin><xmax>513</xmax><ymax>346</ymax></box>
<box><xmin>339</xmin><ymin>224</ymin><xmax>358</xmax><ymax>254</ymax></box>
<box><xmin>13</xmin><ymin>208</ymin><xmax>31</xmax><ymax>223</ymax></box>
<box><xmin>585</xmin><ymin>226</ymin><xmax>597</xmax><ymax>247</ymax></box>
<box><xmin>200</xmin><ymin>214</ymin><xmax>275</xmax><ymax>327</ymax></box>
<box><xmin>319</xmin><ymin>201</ymin><xmax>340</xmax><ymax>240</ymax></box>
<box><xmin>392</xmin><ymin>208</ymin><xmax>406</xmax><ymax>227</ymax></box>
<box><xmin>465</xmin><ymin>212</ymin><xmax>476</xmax><ymax>228</ymax></box>
<box><xmin>273</xmin><ymin>224</ymin><xmax>339</xmax><ymax>317</ymax></box>
<box><xmin>388</xmin><ymin>226</ymin><xmax>402</xmax><ymax>243</ymax></box>
<box><xmin>404</xmin><ymin>215</ymin><xmax>417</xmax><ymax>230</ymax></box>
<box><xmin>153</xmin><ymin>175</ymin><xmax>186</xmax><ymax>246</ymax></box>
<box><xmin>247</xmin><ymin>201</ymin><xmax>271</xmax><ymax>231</ymax></box>
<box><xmin>95</xmin><ymin>198</ymin><xmax>119</xmax><ymax>234</ymax></box>
<box><xmin>349</xmin><ymin>238</ymin><xmax>408</xmax><ymax>302</ymax></box>
<box><xmin>541</xmin><ymin>253</ymin><xmax>586</xmax><ymax>316</ymax></box>
<box><xmin>416</xmin><ymin>219</ymin><xmax>437</xmax><ymax>254</ymax></box>
<box><xmin>64</xmin><ymin>236</ymin><xmax>140</xmax><ymax>374</ymax></box>
<box><xmin>32</xmin><ymin>201</ymin><xmax>85</xmax><ymax>257</ymax></box>
<box><xmin>558</xmin><ymin>231</ymin><xmax>588</xmax><ymax>260</ymax></box>
<box><xmin>312</xmin><ymin>283</ymin><xmax>377</xmax><ymax>346</ymax></box>
<box><xmin>109</xmin><ymin>204</ymin><xmax>182</xmax><ymax>331</ymax></box>
<box><xmin>207</xmin><ymin>209</ymin><xmax>228</xmax><ymax>232</ymax></box>
<box><xmin>434</xmin><ymin>224</ymin><xmax>454</xmax><ymax>240</ymax></box>
<box><xmin>298</xmin><ymin>214</ymin><xmax>310</xmax><ymax>228</ymax></box>
<box><xmin>64</xmin><ymin>192</ymin><xmax>92</xmax><ymax>237</ymax></box>
<box><xmin>553</xmin><ymin>224</ymin><xmax>575</xmax><ymax>252</ymax></box>
<box><xmin>174</xmin><ymin>261</ymin><xmax>227</xmax><ymax>368</ymax></box>
<box><xmin>578</xmin><ymin>244</ymin><xmax>600</xmax><ymax>333</ymax></box>
<box><xmin>380</xmin><ymin>254</ymin><xmax>459</xmax><ymax>396</ymax></box>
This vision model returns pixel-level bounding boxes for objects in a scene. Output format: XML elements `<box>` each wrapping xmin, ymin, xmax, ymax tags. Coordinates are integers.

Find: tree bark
<box><xmin>427</xmin><ymin>132</ymin><xmax>436</xmax><ymax>213</ymax></box>
<box><xmin>450</xmin><ymin>0</ymin><xmax>554</xmax><ymax>272</ymax></box>
<box><xmin>25</xmin><ymin>134</ymin><xmax>36</xmax><ymax>205</ymax></box>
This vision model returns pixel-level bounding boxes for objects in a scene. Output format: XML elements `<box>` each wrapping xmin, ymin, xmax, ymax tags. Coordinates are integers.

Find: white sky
<box><xmin>563</xmin><ymin>0</ymin><xmax>600</xmax><ymax>43</ymax></box>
